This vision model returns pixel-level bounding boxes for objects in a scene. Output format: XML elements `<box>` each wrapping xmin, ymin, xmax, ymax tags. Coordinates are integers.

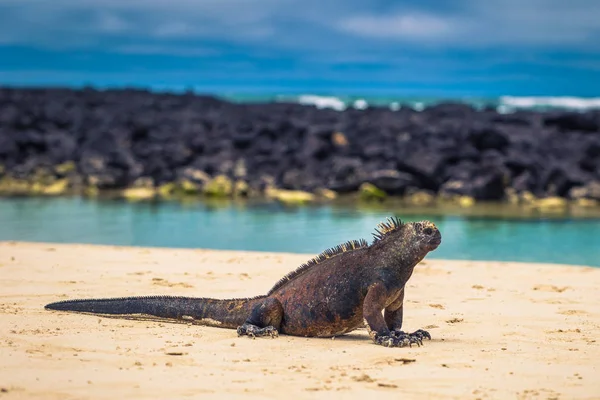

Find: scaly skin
<box><xmin>45</xmin><ymin>217</ymin><xmax>442</xmax><ymax>348</ymax></box>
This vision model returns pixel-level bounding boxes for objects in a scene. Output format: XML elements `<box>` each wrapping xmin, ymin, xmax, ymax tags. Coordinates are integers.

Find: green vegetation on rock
<box><xmin>83</xmin><ymin>185</ymin><xmax>99</xmax><ymax>197</ymax></box>
<box><xmin>529</xmin><ymin>196</ymin><xmax>568</xmax><ymax>211</ymax></box>
<box><xmin>574</xmin><ymin>198</ymin><xmax>599</xmax><ymax>208</ymax></box>
<box><xmin>54</xmin><ymin>161</ymin><xmax>76</xmax><ymax>176</ymax></box>
<box><xmin>179</xmin><ymin>179</ymin><xmax>200</xmax><ymax>195</ymax></box>
<box><xmin>203</xmin><ymin>175</ymin><xmax>233</xmax><ymax>197</ymax></box>
<box><xmin>0</xmin><ymin>176</ymin><xmax>30</xmax><ymax>195</ymax></box>
<box><xmin>41</xmin><ymin>179</ymin><xmax>69</xmax><ymax>196</ymax></box>
<box><xmin>315</xmin><ymin>188</ymin><xmax>337</xmax><ymax>201</ymax></box>
<box><xmin>404</xmin><ymin>190</ymin><xmax>435</xmax><ymax>207</ymax></box>
<box><xmin>234</xmin><ymin>180</ymin><xmax>249</xmax><ymax>197</ymax></box>
<box><xmin>121</xmin><ymin>187</ymin><xmax>156</xmax><ymax>201</ymax></box>
<box><xmin>359</xmin><ymin>183</ymin><xmax>386</xmax><ymax>201</ymax></box>
<box><xmin>157</xmin><ymin>182</ymin><xmax>178</xmax><ymax>198</ymax></box>
<box><xmin>266</xmin><ymin>188</ymin><xmax>315</xmax><ymax>205</ymax></box>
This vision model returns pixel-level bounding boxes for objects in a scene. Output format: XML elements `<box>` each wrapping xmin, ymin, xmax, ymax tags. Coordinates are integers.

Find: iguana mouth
<box><xmin>428</xmin><ymin>233</ymin><xmax>442</xmax><ymax>248</ymax></box>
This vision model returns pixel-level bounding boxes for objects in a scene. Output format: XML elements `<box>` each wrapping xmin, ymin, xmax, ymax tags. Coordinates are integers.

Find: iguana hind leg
<box><xmin>237</xmin><ymin>297</ymin><xmax>283</xmax><ymax>339</ymax></box>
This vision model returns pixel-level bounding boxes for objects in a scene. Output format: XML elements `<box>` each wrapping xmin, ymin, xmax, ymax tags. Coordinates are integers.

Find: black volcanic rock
<box><xmin>468</xmin><ymin>125</ymin><xmax>510</xmax><ymax>152</ymax></box>
<box><xmin>545</xmin><ymin>112</ymin><xmax>599</xmax><ymax>133</ymax></box>
<box><xmin>366</xmin><ymin>169</ymin><xmax>416</xmax><ymax>195</ymax></box>
<box><xmin>396</xmin><ymin>148</ymin><xmax>447</xmax><ymax>190</ymax></box>
<box><xmin>0</xmin><ymin>86</ymin><xmax>598</xmax><ymax>202</ymax></box>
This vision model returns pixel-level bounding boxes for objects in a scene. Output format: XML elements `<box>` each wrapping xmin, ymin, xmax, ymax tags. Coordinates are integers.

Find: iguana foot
<box><xmin>374</xmin><ymin>334</ymin><xmax>412</xmax><ymax>348</ymax></box>
<box><xmin>236</xmin><ymin>323</ymin><xmax>279</xmax><ymax>339</ymax></box>
<box><xmin>391</xmin><ymin>329</ymin><xmax>431</xmax><ymax>346</ymax></box>
<box><xmin>410</xmin><ymin>329</ymin><xmax>432</xmax><ymax>342</ymax></box>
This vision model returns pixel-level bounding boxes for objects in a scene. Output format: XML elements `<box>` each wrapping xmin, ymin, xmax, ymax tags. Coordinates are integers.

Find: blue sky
<box><xmin>0</xmin><ymin>0</ymin><xmax>599</xmax><ymax>97</ymax></box>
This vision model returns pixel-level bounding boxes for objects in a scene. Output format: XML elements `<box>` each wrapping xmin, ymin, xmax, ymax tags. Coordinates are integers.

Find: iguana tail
<box><xmin>45</xmin><ymin>295</ymin><xmax>267</xmax><ymax>329</ymax></box>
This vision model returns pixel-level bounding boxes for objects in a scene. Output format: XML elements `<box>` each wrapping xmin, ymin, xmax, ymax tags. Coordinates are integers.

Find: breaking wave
<box><xmin>275</xmin><ymin>94</ymin><xmax>600</xmax><ymax>113</ymax></box>
<box><xmin>296</xmin><ymin>95</ymin><xmax>347</xmax><ymax>111</ymax></box>
<box><xmin>499</xmin><ymin>96</ymin><xmax>600</xmax><ymax>111</ymax></box>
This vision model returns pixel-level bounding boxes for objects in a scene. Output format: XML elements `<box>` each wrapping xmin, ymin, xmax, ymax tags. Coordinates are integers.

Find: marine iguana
<box><xmin>45</xmin><ymin>217</ymin><xmax>441</xmax><ymax>348</ymax></box>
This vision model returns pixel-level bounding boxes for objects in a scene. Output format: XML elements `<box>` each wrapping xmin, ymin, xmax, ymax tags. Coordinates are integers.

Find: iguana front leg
<box><xmin>384</xmin><ymin>288</ymin><xmax>431</xmax><ymax>346</ymax></box>
<box><xmin>237</xmin><ymin>298</ymin><xmax>283</xmax><ymax>339</ymax></box>
<box><xmin>363</xmin><ymin>282</ymin><xmax>412</xmax><ymax>348</ymax></box>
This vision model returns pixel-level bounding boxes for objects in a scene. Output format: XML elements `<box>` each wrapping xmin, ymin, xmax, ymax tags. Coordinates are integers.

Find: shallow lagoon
<box><xmin>0</xmin><ymin>197</ymin><xmax>599</xmax><ymax>267</ymax></box>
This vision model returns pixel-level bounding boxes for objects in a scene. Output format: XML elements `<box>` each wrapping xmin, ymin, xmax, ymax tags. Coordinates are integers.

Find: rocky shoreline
<box><xmin>0</xmin><ymin>87</ymin><xmax>599</xmax><ymax>210</ymax></box>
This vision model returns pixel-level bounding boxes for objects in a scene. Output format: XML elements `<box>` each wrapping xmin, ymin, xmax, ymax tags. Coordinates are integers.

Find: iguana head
<box><xmin>372</xmin><ymin>217</ymin><xmax>442</xmax><ymax>261</ymax></box>
<box><xmin>411</xmin><ymin>220</ymin><xmax>442</xmax><ymax>252</ymax></box>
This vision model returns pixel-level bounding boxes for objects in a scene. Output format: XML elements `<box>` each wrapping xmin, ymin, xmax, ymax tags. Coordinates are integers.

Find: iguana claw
<box><xmin>410</xmin><ymin>329</ymin><xmax>432</xmax><ymax>341</ymax></box>
<box><xmin>237</xmin><ymin>323</ymin><xmax>279</xmax><ymax>339</ymax></box>
<box><xmin>375</xmin><ymin>334</ymin><xmax>410</xmax><ymax>348</ymax></box>
<box><xmin>375</xmin><ymin>329</ymin><xmax>431</xmax><ymax>348</ymax></box>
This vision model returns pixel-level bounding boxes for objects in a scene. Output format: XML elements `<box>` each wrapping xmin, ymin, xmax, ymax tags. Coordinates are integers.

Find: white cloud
<box><xmin>0</xmin><ymin>0</ymin><xmax>284</xmax><ymax>48</ymax></box>
<box><xmin>337</xmin><ymin>13</ymin><xmax>452</xmax><ymax>40</ymax></box>
<box><xmin>154</xmin><ymin>22</ymin><xmax>194</xmax><ymax>38</ymax></box>
<box><xmin>0</xmin><ymin>0</ymin><xmax>598</xmax><ymax>54</ymax></box>
<box><xmin>336</xmin><ymin>0</ymin><xmax>600</xmax><ymax>48</ymax></box>
<box><xmin>115</xmin><ymin>44</ymin><xmax>218</xmax><ymax>57</ymax></box>
<box><xmin>96</xmin><ymin>12</ymin><xmax>129</xmax><ymax>33</ymax></box>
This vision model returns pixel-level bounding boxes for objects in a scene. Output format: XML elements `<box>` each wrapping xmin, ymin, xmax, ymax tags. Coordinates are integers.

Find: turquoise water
<box><xmin>0</xmin><ymin>197</ymin><xmax>599</xmax><ymax>267</ymax></box>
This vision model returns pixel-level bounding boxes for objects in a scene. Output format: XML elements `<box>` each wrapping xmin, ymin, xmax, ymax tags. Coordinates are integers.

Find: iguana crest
<box><xmin>267</xmin><ymin>239</ymin><xmax>369</xmax><ymax>295</ymax></box>
<box><xmin>372</xmin><ymin>216</ymin><xmax>404</xmax><ymax>243</ymax></box>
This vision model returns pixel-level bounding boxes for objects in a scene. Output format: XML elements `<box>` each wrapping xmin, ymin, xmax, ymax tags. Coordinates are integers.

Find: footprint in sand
<box><xmin>533</xmin><ymin>284</ymin><xmax>570</xmax><ymax>293</ymax></box>
<box><xmin>152</xmin><ymin>278</ymin><xmax>194</xmax><ymax>288</ymax></box>
<box><xmin>557</xmin><ymin>309</ymin><xmax>587</xmax><ymax>316</ymax></box>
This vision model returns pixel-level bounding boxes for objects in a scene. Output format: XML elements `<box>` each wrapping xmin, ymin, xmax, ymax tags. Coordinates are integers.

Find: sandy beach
<box><xmin>1</xmin><ymin>241</ymin><xmax>599</xmax><ymax>399</ymax></box>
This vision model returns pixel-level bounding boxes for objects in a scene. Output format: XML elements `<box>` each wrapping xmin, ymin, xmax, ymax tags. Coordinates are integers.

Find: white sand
<box><xmin>1</xmin><ymin>242</ymin><xmax>599</xmax><ymax>399</ymax></box>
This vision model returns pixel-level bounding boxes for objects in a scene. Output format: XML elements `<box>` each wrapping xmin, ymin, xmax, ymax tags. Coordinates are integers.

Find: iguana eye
<box><xmin>423</xmin><ymin>227</ymin><xmax>433</xmax><ymax>235</ymax></box>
